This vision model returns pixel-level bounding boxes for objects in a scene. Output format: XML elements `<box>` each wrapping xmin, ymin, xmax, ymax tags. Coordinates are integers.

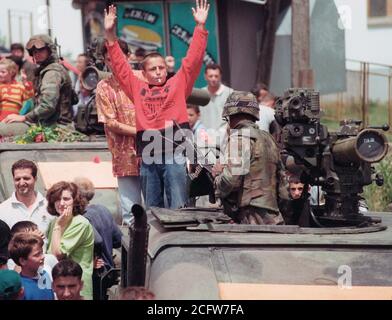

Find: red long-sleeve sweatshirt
<box><xmin>107</xmin><ymin>26</ymin><xmax>208</xmax><ymax>156</ymax></box>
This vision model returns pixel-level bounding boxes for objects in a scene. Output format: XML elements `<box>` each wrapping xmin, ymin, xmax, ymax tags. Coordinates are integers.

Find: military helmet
<box><xmin>26</xmin><ymin>34</ymin><xmax>54</xmax><ymax>56</ymax></box>
<box><xmin>222</xmin><ymin>91</ymin><xmax>260</xmax><ymax>121</ymax></box>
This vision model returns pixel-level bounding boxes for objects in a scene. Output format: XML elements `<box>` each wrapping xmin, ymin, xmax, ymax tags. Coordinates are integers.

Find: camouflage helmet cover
<box><xmin>222</xmin><ymin>91</ymin><xmax>260</xmax><ymax>121</ymax></box>
<box><xmin>26</xmin><ymin>34</ymin><xmax>55</xmax><ymax>56</ymax></box>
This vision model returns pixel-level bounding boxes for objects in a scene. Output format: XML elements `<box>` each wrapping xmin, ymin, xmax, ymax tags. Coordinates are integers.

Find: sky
<box><xmin>0</xmin><ymin>0</ymin><xmax>84</xmax><ymax>60</ymax></box>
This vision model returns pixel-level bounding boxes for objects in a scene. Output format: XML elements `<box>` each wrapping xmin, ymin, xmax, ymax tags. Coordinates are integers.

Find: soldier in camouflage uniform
<box><xmin>212</xmin><ymin>91</ymin><xmax>289</xmax><ymax>225</ymax></box>
<box><xmin>0</xmin><ymin>34</ymin><xmax>73</xmax><ymax>136</ymax></box>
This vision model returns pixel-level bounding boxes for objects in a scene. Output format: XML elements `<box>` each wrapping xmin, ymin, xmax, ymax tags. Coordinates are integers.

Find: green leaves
<box><xmin>15</xmin><ymin>124</ymin><xmax>88</xmax><ymax>144</ymax></box>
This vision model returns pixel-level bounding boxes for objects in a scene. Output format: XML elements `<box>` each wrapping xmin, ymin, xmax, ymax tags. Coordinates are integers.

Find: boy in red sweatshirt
<box><xmin>104</xmin><ymin>0</ymin><xmax>210</xmax><ymax>209</ymax></box>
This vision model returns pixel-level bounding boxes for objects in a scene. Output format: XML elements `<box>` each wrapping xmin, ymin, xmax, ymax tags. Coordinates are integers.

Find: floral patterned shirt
<box><xmin>96</xmin><ymin>76</ymin><xmax>139</xmax><ymax>177</ymax></box>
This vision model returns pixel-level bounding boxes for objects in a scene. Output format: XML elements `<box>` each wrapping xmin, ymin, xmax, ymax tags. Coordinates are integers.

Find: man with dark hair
<box><xmin>200</xmin><ymin>63</ymin><xmax>233</xmax><ymax>131</ymax></box>
<box><xmin>52</xmin><ymin>259</ymin><xmax>84</xmax><ymax>300</ymax></box>
<box><xmin>251</xmin><ymin>82</ymin><xmax>269</xmax><ymax>103</ymax></box>
<box><xmin>10</xmin><ymin>42</ymin><xmax>36</xmax><ymax>82</ymax></box>
<box><xmin>0</xmin><ymin>159</ymin><xmax>53</xmax><ymax>234</ymax></box>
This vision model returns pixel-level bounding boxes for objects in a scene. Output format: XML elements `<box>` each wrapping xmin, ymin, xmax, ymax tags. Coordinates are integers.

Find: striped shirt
<box><xmin>0</xmin><ymin>80</ymin><xmax>34</xmax><ymax>121</ymax></box>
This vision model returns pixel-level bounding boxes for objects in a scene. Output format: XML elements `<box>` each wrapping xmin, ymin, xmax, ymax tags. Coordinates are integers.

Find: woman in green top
<box><xmin>46</xmin><ymin>181</ymin><xmax>94</xmax><ymax>300</ymax></box>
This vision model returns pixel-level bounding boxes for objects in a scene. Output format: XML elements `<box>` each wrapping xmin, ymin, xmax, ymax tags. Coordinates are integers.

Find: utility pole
<box><xmin>30</xmin><ymin>12</ymin><xmax>34</xmax><ymax>38</ymax></box>
<box><xmin>255</xmin><ymin>0</ymin><xmax>281</xmax><ymax>87</ymax></box>
<box><xmin>291</xmin><ymin>0</ymin><xmax>314</xmax><ymax>88</ymax></box>
<box><xmin>46</xmin><ymin>0</ymin><xmax>52</xmax><ymax>37</ymax></box>
<box><xmin>8</xmin><ymin>9</ymin><xmax>12</xmax><ymax>46</ymax></box>
<box><xmin>19</xmin><ymin>16</ymin><xmax>23</xmax><ymax>44</ymax></box>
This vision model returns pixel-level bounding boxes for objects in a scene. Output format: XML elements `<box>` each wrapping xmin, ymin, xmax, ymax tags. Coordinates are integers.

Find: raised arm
<box><xmin>104</xmin><ymin>5</ymin><xmax>117</xmax><ymax>45</ymax></box>
<box><xmin>192</xmin><ymin>0</ymin><xmax>210</xmax><ymax>30</ymax></box>
<box><xmin>104</xmin><ymin>5</ymin><xmax>139</xmax><ymax>100</ymax></box>
<box><xmin>180</xmin><ymin>0</ymin><xmax>210</xmax><ymax>95</ymax></box>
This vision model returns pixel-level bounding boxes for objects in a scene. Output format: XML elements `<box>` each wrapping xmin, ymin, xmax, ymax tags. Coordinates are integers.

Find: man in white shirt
<box><xmin>200</xmin><ymin>64</ymin><xmax>233</xmax><ymax>132</ymax></box>
<box><xmin>0</xmin><ymin>159</ymin><xmax>53</xmax><ymax>234</ymax></box>
<box><xmin>256</xmin><ymin>93</ymin><xmax>276</xmax><ymax>132</ymax></box>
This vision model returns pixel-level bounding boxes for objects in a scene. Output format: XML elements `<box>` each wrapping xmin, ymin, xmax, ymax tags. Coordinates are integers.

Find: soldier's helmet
<box><xmin>222</xmin><ymin>91</ymin><xmax>260</xmax><ymax>121</ymax></box>
<box><xmin>26</xmin><ymin>34</ymin><xmax>55</xmax><ymax>57</ymax></box>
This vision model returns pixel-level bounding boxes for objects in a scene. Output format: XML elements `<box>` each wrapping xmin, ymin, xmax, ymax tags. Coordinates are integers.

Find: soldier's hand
<box><xmin>104</xmin><ymin>5</ymin><xmax>117</xmax><ymax>43</ymax></box>
<box><xmin>192</xmin><ymin>0</ymin><xmax>210</xmax><ymax>27</ymax></box>
<box><xmin>2</xmin><ymin>114</ymin><xmax>26</xmax><ymax>123</ymax></box>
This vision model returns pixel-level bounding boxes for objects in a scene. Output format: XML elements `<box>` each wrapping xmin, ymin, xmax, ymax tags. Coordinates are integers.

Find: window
<box><xmin>368</xmin><ymin>0</ymin><xmax>392</xmax><ymax>26</ymax></box>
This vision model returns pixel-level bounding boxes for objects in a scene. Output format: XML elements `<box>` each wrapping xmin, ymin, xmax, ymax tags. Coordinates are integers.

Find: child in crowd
<box><xmin>52</xmin><ymin>259</ymin><xmax>84</xmax><ymax>300</ymax></box>
<box><xmin>8</xmin><ymin>221</ymin><xmax>58</xmax><ymax>279</ymax></box>
<box><xmin>0</xmin><ymin>59</ymin><xmax>34</xmax><ymax>121</ymax></box>
<box><xmin>187</xmin><ymin>104</ymin><xmax>207</xmax><ymax>139</ymax></box>
<box><xmin>0</xmin><ymin>219</ymin><xmax>11</xmax><ymax>270</ymax></box>
<box><xmin>8</xmin><ymin>232</ymin><xmax>54</xmax><ymax>300</ymax></box>
<box><xmin>0</xmin><ymin>269</ymin><xmax>24</xmax><ymax>300</ymax></box>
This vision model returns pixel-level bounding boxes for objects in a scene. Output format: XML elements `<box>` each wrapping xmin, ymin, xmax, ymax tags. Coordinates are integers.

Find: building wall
<box><xmin>270</xmin><ymin>0</ymin><xmax>346</xmax><ymax>96</ymax></box>
<box><xmin>334</xmin><ymin>0</ymin><xmax>392</xmax><ymax>66</ymax></box>
<box><xmin>224</xmin><ymin>0</ymin><xmax>265</xmax><ymax>91</ymax></box>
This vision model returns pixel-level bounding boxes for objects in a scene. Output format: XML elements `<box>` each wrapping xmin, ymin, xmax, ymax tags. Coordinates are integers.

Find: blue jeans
<box><xmin>141</xmin><ymin>154</ymin><xmax>188</xmax><ymax>209</ymax></box>
<box><xmin>117</xmin><ymin>176</ymin><xmax>142</xmax><ymax>223</ymax></box>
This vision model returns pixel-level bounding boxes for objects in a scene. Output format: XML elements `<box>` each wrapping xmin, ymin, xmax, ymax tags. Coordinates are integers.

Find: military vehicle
<box><xmin>118</xmin><ymin>88</ymin><xmax>392</xmax><ymax>300</ymax></box>
<box><xmin>1</xmin><ymin>87</ymin><xmax>391</xmax><ymax>300</ymax></box>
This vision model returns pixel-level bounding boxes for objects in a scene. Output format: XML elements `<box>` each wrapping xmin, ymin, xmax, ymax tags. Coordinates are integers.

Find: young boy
<box><xmin>0</xmin><ymin>59</ymin><xmax>34</xmax><ymax>121</ymax></box>
<box><xmin>187</xmin><ymin>105</ymin><xmax>206</xmax><ymax>138</ymax></box>
<box><xmin>52</xmin><ymin>259</ymin><xmax>84</xmax><ymax>300</ymax></box>
<box><xmin>282</xmin><ymin>175</ymin><xmax>311</xmax><ymax>227</ymax></box>
<box><xmin>8</xmin><ymin>233</ymin><xmax>54</xmax><ymax>300</ymax></box>
<box><xmin>8</xmin><ymin>221</ymin><xmax>58</xmax><ymax>278</ymax></box>
<box><xmin>104</xmin><ymin>0</ymin><xmax>210</xmax><ymax>209</ymax></box>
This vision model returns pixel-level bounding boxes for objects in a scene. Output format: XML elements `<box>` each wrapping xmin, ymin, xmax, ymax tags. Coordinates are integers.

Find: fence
<box><xmin>321</xmin><ymin>59</ymin><xmax>392</xmax><ymax>129</ymax></box>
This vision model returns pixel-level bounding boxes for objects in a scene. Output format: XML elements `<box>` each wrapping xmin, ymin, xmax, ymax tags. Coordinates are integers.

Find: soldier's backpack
<box><xmin>75</xmin><ymin>94</ymin><xmax>105</xmax><ymax>135</ymax></box>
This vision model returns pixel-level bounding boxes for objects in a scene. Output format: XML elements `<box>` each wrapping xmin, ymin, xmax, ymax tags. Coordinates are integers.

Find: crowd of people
<box><xmin>0</xmin><ymin>0</ymin><xmax>322</xmax><ymax>300</ymax></box>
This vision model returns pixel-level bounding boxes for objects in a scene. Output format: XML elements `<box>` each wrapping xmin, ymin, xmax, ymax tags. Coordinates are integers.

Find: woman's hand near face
<box><xmin>55</xmin><ymin>205</ymin><xmax>73</xmax><ymax>230</ymax></box>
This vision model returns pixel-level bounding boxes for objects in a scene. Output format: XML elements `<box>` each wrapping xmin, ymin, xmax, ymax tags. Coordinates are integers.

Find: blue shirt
<box><xmin>21</xmin><ymin>270</ymin><xmax>54</xmax><ymax>300</ymax></box>
<box><xmin>84</xmin><ymin>204</ymin><xmax>122</xmax><ymax>269</ymax></box>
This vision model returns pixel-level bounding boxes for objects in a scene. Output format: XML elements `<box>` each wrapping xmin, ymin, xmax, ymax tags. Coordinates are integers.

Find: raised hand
<box><xmin>104</xmin><ymin>5</ymin><xmax>117</xmax><ymax>42</ymax></box>
<box><xmin>192</xmin><ymin>0</ymin><xmax>210</xmax><ymax>26</ymax></box>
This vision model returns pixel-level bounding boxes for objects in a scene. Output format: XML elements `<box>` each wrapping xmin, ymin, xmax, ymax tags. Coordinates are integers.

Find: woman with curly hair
<box><xmin>46</xmin><ymin>181</ymin><xmax>94</xmax><ymax>300</ymax></box>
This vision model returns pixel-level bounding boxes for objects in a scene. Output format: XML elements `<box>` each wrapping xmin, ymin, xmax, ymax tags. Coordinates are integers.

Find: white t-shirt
<box><xmin>0</xmin><ymin>192</ymin><xmax>54</xmax><ymax>235</ymax></box>
<box><xmin>200</xmin><ymin>84</ymin><xmax>234</xmax><ymax>131</ymax></box>
<box><xmin>256</xmin><ymin>105</ymin><xmax>276</xmax><ymax>132</ymax></box>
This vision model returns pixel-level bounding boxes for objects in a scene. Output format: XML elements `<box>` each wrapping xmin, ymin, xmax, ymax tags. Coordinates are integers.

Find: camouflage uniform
<box><xmin>215</xmin><ymin>91</ymin><xmax>289</xmax><ymax>225</ymax></box>
<box><xmin>0</xmin><ymin>35</ymin><xmax>73</xmax><ymax>137</ymax></box>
